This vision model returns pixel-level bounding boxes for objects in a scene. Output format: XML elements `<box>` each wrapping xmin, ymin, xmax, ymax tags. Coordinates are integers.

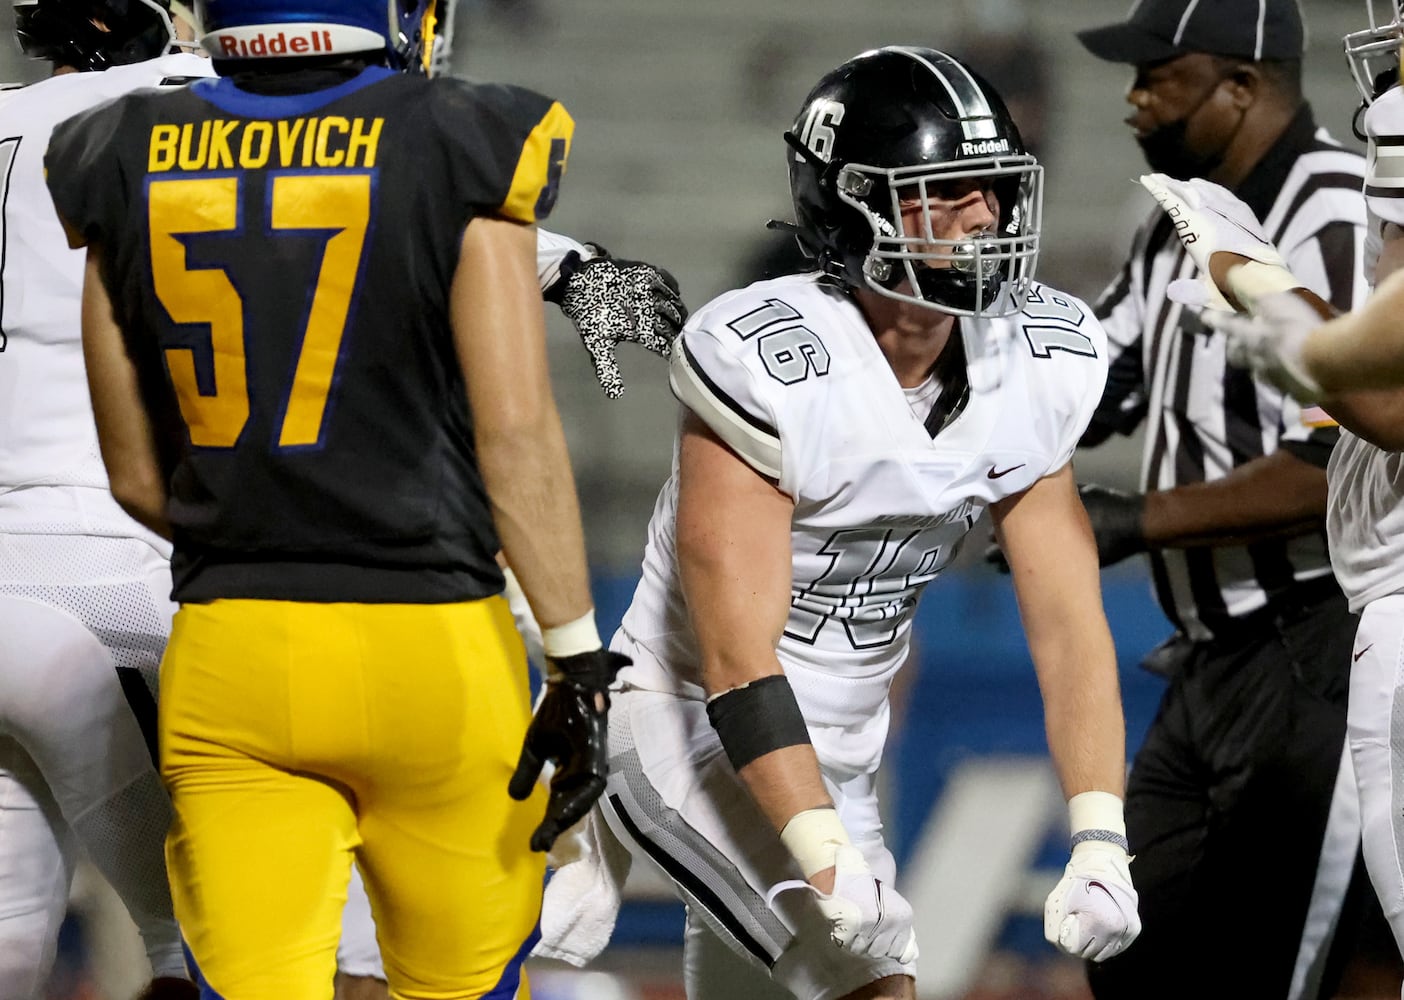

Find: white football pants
<box><xmin>1347</xmin><ymin>592</ymin><xmax>1404</xmax><ymax>996</ymax></box>
<box><xmin>0</xmin><ymin>532</ymin><xmax>185</xmax><ymax>996</ymax></box>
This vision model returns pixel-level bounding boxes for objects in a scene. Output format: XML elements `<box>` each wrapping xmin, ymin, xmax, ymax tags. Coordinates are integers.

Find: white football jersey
<box><xmin>536</xmin><ymin>227</ymin><xmax>588</xmax><ymax>292</ymax></box>
<box><xmin>1327</xmin><ymin>86</ymin><xmax>1404</xmax><ymax>612</ymax></box>
<box><xmin>617</xmin><ymin>273</ymin><xmax>1108</xmax><ymax>763</ymax></box>
<box><xmin>0</xmin><ymin>53</ymin><xmax>210</xmax><ymax>540</ymax></box>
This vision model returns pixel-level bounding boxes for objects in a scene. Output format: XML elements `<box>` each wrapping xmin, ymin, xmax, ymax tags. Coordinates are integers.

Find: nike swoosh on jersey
<box><xmin>987</xmin><ymin>464</ymin><xmax>1025</xmax><ymax>479</ymax></box>
<box><xmin>1355</xmin><ymin>644</ymin><xmax>1375</xmax><ymax>662</ymax></box>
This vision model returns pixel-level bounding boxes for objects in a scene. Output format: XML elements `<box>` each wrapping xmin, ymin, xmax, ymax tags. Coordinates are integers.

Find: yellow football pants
<box><xmin>158</xmin><ymin>597</ymin><xmax>546</xmax><ymax>999</ymax></box>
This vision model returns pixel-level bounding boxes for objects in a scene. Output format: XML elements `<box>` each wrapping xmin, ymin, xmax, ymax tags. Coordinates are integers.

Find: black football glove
<box><xmin>1078</xmin><ymin>483</ymin><xmax>1148</xmax><ymax>567</ymax></box>
<box><xmin>507</xmin><ymin>647</ymin><xmax>630</xmax><ymax>852</ymax></box>
<box><xmin>984</xmin><ymin>483</ymin><xmax>1148</xmax><ymax>573</ymax></box>
<box><xmin>135</xmin><ymin>980</ymin><xmax>198</xmax><ymax>1000</ymax></box>
<box><xmin>544</xmin><ymin>244</ymin><xmax>687</xmax><ymax>400</ymax></box>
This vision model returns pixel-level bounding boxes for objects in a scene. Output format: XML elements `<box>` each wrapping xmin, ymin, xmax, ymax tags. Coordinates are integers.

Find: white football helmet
<box><xmin>1345</xmin><ymin>0</ymin><xmax>1403</xmax><ymax>104</ymax></box>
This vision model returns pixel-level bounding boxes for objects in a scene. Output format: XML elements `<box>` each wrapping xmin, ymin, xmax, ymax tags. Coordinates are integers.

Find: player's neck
<box><xmin>856</xmin><ymin>289</ymin><xmax>957</xmax><ymax>388</ymax></box>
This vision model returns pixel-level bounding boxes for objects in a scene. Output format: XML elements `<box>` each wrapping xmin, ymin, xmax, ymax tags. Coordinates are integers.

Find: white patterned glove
<box><xmin>1140</xmin><ymin>173</ymin><xmax>1298</xmax><ymax>312</ymax></box>
<box><xmin>1045</xmin><ymin>793</ymin><xmax>1141</xmax><ymax>963</ymax></box>
<box><xmin>544</xmin><ymin>244</ymin><xmax>687</xmax><ymax>400</ymax></box>
<box><xmin>1199</xmin><ymin>288</ymin><xmax>1326</xmax><ymax>403</ymax></box>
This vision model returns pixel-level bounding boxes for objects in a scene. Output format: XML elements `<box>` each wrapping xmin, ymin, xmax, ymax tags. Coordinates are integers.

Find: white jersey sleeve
<box><xmin>1011</xmin><ymin>284</ymin><xmax>1111</xmax><ymax>474</ymax></box>
<box><xmin>536</xmin><ymin>226</ymin><xmax>589</xmax><ymax>294</ymax></box>
<box><xmin>667</xmin><ymin>290</ymin><xmax>787</xmax><ymax>480</ymax></box>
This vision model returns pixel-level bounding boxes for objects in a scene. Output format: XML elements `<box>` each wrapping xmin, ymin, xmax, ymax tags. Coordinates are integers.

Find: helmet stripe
<box><xmin>889</xmin><ymin>47</ymin><xmax>998</xmax><ymax>141</ymax></box>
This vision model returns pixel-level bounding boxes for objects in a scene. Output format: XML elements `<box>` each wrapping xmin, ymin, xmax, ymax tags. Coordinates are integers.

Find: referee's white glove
<box><xmin>1044</xmin><ymin>792</ymin><xmax>1141</xmax><ymax>963</ymax></box>
<box><xmin>1199</xmin><ymin>288</ymin><xmax>1326</xmax><ymax>403</ymax></box>
<box><xmin>1139</xmin><ymin>173</ymin><xmax>1300</xmax><ymax>313</ymax></box>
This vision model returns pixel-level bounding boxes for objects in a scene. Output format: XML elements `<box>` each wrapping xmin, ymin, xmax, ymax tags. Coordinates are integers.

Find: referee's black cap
<box><xmin>1077</xmin><ymin>0</ymin><xmax>1305</xmax><ymax>65</ymax></box>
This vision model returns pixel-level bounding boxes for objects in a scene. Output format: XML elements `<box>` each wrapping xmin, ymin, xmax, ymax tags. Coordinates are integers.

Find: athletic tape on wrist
<box><xmin>705</xmin><ymin>674</ymin><xmax>811</xmax><ymax>772</ymax></box>
<box><xmin>778</xmin><ymin>807</ymin><xmax>853</xmax><ymax>880</ymax></box>
<box><xmin>1068</xmin><ymin>790</ymin><xmax>1129</xmax><ymax>854</ymax></box>
<box><xmin>1227</xmin><ymin>261</ymin><xmax>1302</xmax><ymax>312</ymax></box>
<box><xmin>541</xmin><ymin>609</ymin><xmax>602</xmax><ymax>659</ymax></box>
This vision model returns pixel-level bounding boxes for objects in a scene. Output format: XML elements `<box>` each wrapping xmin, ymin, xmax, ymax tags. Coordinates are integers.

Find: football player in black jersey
<box><xmin>1</xmin><ymin>2</ymin><xmax>203</xmax><ymax>997</ymax></box>
<box><xmin>44</xmin><ymin>0</ymin><xmax>630</xmax><ymax>995</ymax></box>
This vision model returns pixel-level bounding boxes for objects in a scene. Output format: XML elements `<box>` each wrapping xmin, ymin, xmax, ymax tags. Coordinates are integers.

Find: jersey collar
<box><xmin>190</xmin><ymin>64</ymin><xmax>396</xmax><ymax>118</ymax></box>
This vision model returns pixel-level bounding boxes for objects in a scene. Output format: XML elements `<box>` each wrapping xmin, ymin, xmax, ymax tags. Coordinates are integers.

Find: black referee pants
<box><xmin>1087</xmin><ymin>583</ymin><xmax>1391</xmax><ymax>1000</ymax></box>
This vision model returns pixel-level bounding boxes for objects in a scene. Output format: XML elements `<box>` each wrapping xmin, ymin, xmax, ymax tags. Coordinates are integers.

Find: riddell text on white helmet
<box><xmin>206</xmin><ymin>22</ymin><xmax>385</xmax><ymax>59</ymax></box>
<box><xmin>960</xmin><ymin>138</ymin><xmax>1011</xmax><ymax>155</ymax></box>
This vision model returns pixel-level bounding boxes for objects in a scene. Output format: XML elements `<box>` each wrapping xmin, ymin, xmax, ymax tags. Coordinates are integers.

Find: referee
<box><xmin>1069</xmin><ymin>0</ymin><xmax>1399</xmax><ymax>997</ymax></box>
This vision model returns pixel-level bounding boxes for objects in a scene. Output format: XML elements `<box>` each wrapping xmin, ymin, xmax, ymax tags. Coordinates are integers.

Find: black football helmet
<box><xmin>14</xmin><ymin>0</ymin><xmax>179</xmax><ymax>70</ymax></box>
<box><xmin>785</xmin><ymin>46</ymin><xmax>1042</xmax><ymax>319</ymax></box>
<box><xmin>1345</xmin><ymin>0</ymin><xmax>1403</xmax><ymax>103</ymax></box>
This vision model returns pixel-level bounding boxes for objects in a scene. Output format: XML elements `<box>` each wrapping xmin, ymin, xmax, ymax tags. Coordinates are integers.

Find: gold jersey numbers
<box><xmin>148</xmin><ymin>173</ymin><xmax>371</xmax><ymax>448</ymax></box>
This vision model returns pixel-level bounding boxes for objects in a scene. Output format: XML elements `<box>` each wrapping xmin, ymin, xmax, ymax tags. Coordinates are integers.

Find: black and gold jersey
<box><xmin>45</xmin><ymin>65</ymin><xmax>572</xmax><ymax>604</ymax></box>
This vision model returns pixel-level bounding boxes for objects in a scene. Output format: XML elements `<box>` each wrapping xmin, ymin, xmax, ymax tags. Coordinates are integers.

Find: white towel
<box><xmin>531</xmin><ymin>803</ymin><xmax>633</xmax><ymax>966</ymax></box>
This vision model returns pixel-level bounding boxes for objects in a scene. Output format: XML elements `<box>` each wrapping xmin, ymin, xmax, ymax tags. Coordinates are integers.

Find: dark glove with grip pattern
<box><xmin>984</xmin><ymin>483</ymin><xmax>1148</xmax><ymax>572</ymax></box>
<box><xmin>545</xmin><ymin>245</ymin><xmax>686</xmax><ymax>399</ymax></box>
<box><xmin>508</xmin><ymin>647</ymin><xmax>630</xmax><ymax>852</ymax></box>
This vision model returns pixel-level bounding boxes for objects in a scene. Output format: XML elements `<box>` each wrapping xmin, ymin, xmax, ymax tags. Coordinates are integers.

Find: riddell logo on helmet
<box><xmin>960</xmin><ymin>138</ymin><xmax>1010</xmax><ymax>155</ymax></box>
<box><xmin>217</xmin><ymin>30</ymin><xmax>336</xmax><ymax>58</ymax></box>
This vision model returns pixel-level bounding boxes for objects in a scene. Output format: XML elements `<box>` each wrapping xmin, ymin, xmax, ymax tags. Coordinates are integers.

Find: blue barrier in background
<box><xmin>593</xmin><ymin>563</ymin><xmax>1175</xmax><ymax>950</ymax></box>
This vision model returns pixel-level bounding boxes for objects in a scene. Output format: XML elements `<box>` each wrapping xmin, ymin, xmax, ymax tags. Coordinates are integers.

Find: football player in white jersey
<box><xmin>580</xmin><ymin>47</ymin><xmax>1140</xmax><ymax>1000</ymax></box>
<box><xmin>0</xmin><ymin>2</ymin><xmax>205</xmax><ymax>996</ymax></box>
<box><xmin>1138</xmin><ymin>0</ymin><xmax>1404</xmax><ymax>977</ymax></box>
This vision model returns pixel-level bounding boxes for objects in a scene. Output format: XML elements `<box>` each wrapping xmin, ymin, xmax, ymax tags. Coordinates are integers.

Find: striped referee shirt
<box><xmin>1083</xmin><ymin>106</ymin><xmax>1367</xmax><ymax>640</ymax></box>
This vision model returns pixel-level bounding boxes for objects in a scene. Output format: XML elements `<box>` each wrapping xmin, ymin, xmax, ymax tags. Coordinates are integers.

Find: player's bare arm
<box><xmin>1192</xmin><ymin>242</ymin><xmax>1404</xmax><ymax>449</ymax></box>
<box><xmin>80</xmin><ymin>245</ymin><xmax>172</xmax><ymax>540</ymax></box>
<box><xmin>992</xmin><ymin>461</ymin><xmax>1125</xmax><ymax>801</ymax></box>
<box><xmin>452</xmin><ymin>215</ymin><xmax>593</xmax><ymax>629</ymax></box>
<box><xmin>1297</xmin><ymin>227</ymin><xmax>1404</xmax><ymax>392</ymax></box>
<box><xmin>1140</xmin><ymin>448</ymin><xmax>1328</xmax><ymax>546</ymax></box>
<box><xmin>1300</xmin><ymin>224</ymin><xmax>1404</xmax><ymax>449</ymax></box>
<box><xmin>455</xmin><ymin>215</ymin><xmax>626</xmax><ymax>854</ymax></box>
<box><xmin>674</xmin><ymin>412</ymin><xmax>838</xmax><ymax>868</ymax></box>
<box><xmin>674</xmin><ymin>412</ymin><xmax>921</xmax><ymax>977</ymax></box>
<box><xmin>993</xmin><ymin>460</ymin><xmax>1140</xmax><ymax>962</ymax></box>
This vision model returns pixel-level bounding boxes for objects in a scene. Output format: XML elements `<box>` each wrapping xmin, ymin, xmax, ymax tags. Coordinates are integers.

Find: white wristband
<box><xmin>1227</xmin><ymin>261</ymin><xmax>1302</xmax><ymax>313</ymax></box>
<box><xmin>1068</xmin><ymin>790</ymin><xmax>1129</xmax><ymax>854</ymax></box>
<box><xmin>779</xmin><ymin>807</ymin><xmax>854</xmax><ymax>879</ymax></box>
<box><xmin>541</xmin><ymin>609</ymin><xmax>602</xmax><ymax>660</ymax></box>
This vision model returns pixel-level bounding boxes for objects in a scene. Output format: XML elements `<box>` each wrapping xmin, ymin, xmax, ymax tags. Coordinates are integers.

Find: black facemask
<box><xmin>1135</xmin><ymin>73</ymin><xmax>1234</xmax><ymax>180</ymax></box>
